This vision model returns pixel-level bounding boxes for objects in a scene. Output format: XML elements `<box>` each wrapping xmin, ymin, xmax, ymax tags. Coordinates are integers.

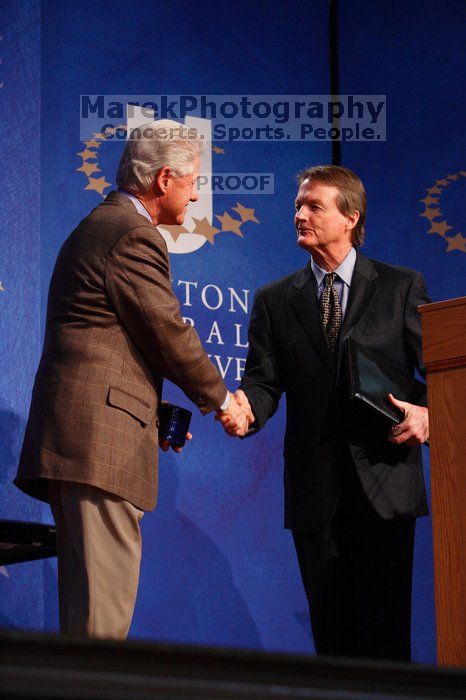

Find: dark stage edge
<box><xmin>0</xmin><ymin>630</ymin><xmax>464</xmax><ymax>699</ymax></box>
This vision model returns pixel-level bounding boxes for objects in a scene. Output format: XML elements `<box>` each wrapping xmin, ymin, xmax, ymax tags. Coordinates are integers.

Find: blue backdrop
<box><xmin>0</xmin><ymin>0</ymin><xmax>464</xmax><ymax>662</ymax></box>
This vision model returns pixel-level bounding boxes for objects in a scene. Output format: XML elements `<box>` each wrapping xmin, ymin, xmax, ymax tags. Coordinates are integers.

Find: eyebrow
<box><xmin>294</xmin><ymin>197</ymin><xmax>325</xmax><ymax>207</ymax></box>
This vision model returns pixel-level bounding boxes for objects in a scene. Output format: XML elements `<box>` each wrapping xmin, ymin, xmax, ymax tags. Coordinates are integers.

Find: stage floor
<box><xmin>0</xmin><ymin>629</ymin><xmax>465</xmax><ymax>699</ymax></box>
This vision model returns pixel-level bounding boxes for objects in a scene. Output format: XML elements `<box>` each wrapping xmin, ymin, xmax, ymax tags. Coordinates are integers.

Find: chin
<box><xmin>297</xmin><ymin>237</ymin><xmax>314</xmax><ymax>253</ymax></box>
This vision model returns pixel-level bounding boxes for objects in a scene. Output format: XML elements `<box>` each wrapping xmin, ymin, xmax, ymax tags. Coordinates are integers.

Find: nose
<box><xmin>295</xmin><ymin>205</ymin><xmax>307</xmax><ymax>222</ymax></box>
<box><xmin>190</xmin><ymin>190</ymin><xmax>199</xmax><ymax>202</ymax></box>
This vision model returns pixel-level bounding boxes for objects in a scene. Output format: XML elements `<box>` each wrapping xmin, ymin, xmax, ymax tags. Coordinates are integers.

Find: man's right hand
<box><xmin>216</xmin><ymin>389</ymin><xmax>254</xmax><ymax>437</ymax></box>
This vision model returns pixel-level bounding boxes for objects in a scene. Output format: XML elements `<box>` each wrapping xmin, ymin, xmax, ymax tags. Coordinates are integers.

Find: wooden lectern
<box><xmin>419</xmin><ymin>296</ymin><xmax>466</xmax><ymax>667</ymax></box>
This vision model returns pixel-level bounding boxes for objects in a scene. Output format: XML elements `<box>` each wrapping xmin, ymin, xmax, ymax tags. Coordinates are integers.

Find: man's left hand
<box><xmin>387</xmin><ymin>393</ymin><xmax>429</xmax><ymax>446</ymax></box>
<box><xmin>160</xmin><ymin>432</ymin><xmax>192</xmax><ymax>453</ymax></box>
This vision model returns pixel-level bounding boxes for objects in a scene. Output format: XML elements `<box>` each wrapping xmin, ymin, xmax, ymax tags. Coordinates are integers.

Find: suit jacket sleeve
<box><xmin>240</xmin><ymin>289</ymin><xmax>283</xmax><ymax>431</ymax></box>
<box><xmin>105</xmin><ymin>225</ymin><xmax>227</xmax><ymax>414</ymax></box>
<box><xmin>403</xmin><ymin>271</ymin><xmax>431</xmax><ymax>406</ymax></box>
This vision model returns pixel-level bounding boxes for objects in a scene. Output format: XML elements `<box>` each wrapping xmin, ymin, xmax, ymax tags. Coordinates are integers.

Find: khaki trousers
<box><xmin>48</xmin><ymin>481</ymin><xmax>144</xmax><ymax>640</ymax></box>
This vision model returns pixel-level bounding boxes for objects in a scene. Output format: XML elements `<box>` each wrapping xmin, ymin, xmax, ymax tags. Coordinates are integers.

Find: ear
<box><xmin>154</xmin><ymin>166</ymin><xmax>172</xmax><ymax>195</ymax></box>
<box><xmin>346</xmin><ymin>209</ymin><xmax>360</xmax><ymax>231</ymax></box>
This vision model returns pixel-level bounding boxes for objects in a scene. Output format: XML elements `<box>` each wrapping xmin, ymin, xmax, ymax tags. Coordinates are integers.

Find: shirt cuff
<box><xmin>219</xmin><ymin>391</ymin><xmax>231</xmax><ymax>411</ymax></box>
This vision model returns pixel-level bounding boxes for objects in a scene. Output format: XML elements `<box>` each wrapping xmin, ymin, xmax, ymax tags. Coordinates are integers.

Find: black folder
<box><xmin>345</xmin><ymin>337</ymin><xmax>427</xmax><ymax>425</ymax></box>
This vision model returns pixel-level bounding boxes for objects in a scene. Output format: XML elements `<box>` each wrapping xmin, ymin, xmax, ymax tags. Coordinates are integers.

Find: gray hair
<box><xmin>116</xmin><ymin>119</ymin><xmax>205</xmax><ymax>194</ymax></box>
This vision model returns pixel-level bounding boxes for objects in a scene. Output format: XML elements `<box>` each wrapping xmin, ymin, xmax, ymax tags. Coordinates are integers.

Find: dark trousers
<box><xmin>292</xmin><ymin>459</ymin><xmax>415</xmax><ymax>661</ymax></box>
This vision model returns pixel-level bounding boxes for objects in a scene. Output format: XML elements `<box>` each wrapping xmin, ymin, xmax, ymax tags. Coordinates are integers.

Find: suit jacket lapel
<box><xmin>290</xmin><ymin>263</ymin><xmax>335</xmax><ymax>373</ymax></box>
<box><xmin>340</xmin><ymin>252</ymin><xmax>379</xmax><ymax>343</ymax></box>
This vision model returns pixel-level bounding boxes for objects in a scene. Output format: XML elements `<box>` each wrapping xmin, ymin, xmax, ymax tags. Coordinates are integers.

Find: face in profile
<box><xmin>158</xmin><ymin>157</ymin><xmax>200</xmax><ymax>226</ymax></box>
<box><xmin>294</xmin><ymin>178</ymin><xmax>357</xmax><ymax>254</ymax></box>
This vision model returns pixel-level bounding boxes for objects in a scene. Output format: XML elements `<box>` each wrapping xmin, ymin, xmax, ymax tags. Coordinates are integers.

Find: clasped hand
<box><xmin>216</xmin><ymin>390</ymin><xmax>254</xmax><ymax>437</ymax></box>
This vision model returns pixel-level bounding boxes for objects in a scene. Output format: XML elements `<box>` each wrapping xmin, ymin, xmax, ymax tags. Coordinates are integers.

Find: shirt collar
<box><xmin>311</xmin><ymin>246</ymin><xmax>357</xmax><ymax>287</ymax></box>
<box><xmin>118</xmin><ymin>189</ymin><xmax>153</xmax><ymax>224</ymax></box>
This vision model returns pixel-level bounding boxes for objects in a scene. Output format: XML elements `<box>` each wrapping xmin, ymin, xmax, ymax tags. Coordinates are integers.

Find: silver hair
<box><xmin>116</xmin><ymin>119</ymin><xmax>205</xmax><ymax>194</ymax></box>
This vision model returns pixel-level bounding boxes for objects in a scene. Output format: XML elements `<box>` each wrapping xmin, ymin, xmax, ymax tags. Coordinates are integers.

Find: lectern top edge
<box><xmin>418</xmin><ymin>296</ymin><xmax>466</xmax><ymax>314</ymax></box>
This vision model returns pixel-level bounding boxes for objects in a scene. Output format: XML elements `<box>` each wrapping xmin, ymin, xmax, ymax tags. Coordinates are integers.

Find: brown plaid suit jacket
<box><xmin>15</xmin><ymin>191</ymin><xmax>227</xmax><ymax>510</ymax></box>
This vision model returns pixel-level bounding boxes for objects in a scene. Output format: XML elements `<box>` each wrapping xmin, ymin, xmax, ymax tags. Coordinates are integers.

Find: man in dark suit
<box><xmin>220</xmin><ymin>165</ymin><xmax>429</xmax><ymax>661</ymax></box>
<box><xmin>15</xmin><ymin>120</ymin><xmax>250</xmax><ymax>639</ymax></box>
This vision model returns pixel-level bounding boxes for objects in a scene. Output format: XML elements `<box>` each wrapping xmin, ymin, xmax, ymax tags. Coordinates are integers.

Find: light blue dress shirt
<box><xmin>119</xmin><ymin>190</ymin><xmax>153</xmax><ymax>223</ymax></box>
<box><xmin>310</xmin><ymin>246</ymin><xmax>357</xmax><ymax>320</ymax></box>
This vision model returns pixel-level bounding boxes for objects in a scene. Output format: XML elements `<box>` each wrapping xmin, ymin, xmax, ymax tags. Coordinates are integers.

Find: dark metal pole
<box><xmin>329</xmin><ymin>0</ymin><xmax>341</xmax><ymax>165</ymax></box>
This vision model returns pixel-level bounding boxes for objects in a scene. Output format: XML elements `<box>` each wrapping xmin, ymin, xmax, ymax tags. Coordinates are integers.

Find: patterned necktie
<box><xmin>320</xmin><ymin>272</ymin><xmax>342</xmax><ymax>354</ymax></box>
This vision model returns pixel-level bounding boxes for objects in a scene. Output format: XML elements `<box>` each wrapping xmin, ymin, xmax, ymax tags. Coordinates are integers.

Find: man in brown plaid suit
<box><xmin>15</xmin><ymin>120</ymin><xmax>252</xmax><ymax>639</ymax></box>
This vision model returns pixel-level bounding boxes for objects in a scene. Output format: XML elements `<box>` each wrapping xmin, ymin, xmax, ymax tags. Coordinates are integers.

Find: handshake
<box><xmin>216</xmin><ymin>390</ymin><xmax>255</xmax><ymax>437</ymax></box>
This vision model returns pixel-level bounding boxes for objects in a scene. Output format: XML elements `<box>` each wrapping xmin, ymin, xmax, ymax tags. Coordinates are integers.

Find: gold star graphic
<box><xmin>446</xmin><ymin>174</ymin><xmax>459</xmax><ymax>181</ymax></box>
<box><xmin>426</xmin><ymin>186</ymin><xmax>442</xmax><ymax>195</ymax></box>
<box><xmin>163</xmin><ymin>225</ymin><xmax>189</xmax><ymax>242</ymax></box>
<box><xmin>459</xmin><ymin>171</ymin><xmax>466</xmax><ymax>177</ymax></box>
<box><xmin>84</xmin><ymin>139</ymin><xmax>101</xmax><ymax>149</ymax></box>
<box><xmin>93</xmin><ymin>131</ymin><xmax>107</xmax><ymax>140</ymax></box>
<box><xmin>0</xmin><ymin>281</ymin><xmax>5</xmax><ymax>292</ymax></box>
<box><xmin>191</xmin><ymin>217</ymin><xmax>220</xmax><ymax>244</ymax></box>
<box><xmin>428</xmin><ymin>220</ymin><xmax>453</xmax><ymax>237</ymax></box>
<box><xmin>232</xmin><ymin>202</ymin><xmax>259</xmax><ymax>223</ymax></box>
<box><xmin>445</xmin><ymin>233</ymin><xmax>466</xmax><ymax>252</ymax></box>
<box><xmin>215</xmin><ymin>212</ymin><xmax>244</xmax><ymax>237</ymax></box>
<box><xmin>85</xmin><ymin>176</ymin><xmax>112</xmax><ymax>196</ymax></box>
<box><xmin>77</xmin><ymin>148</ymin><xmax>98</xmax><ymax>161</ymax></box>
<box><xmin>212</xmin><ymin>146</ymin><xmax>225</xmax><ymax>154</ymax></box>
<box><xmin>420</xmin><ymin>195</ymin><xmax>439</xmax><ymax>206</ymax></box>
<box><xmin>419</xmin><ymin>207</ymin><xmax>441</xmax><ymax>222</ymax></box>
<box><xmin>76</xmin><ymin>162</ymin><xmax>101</xmax><ymax>176</ymax></box>
<box><xmin>435</xmin><ymin>178</ymin><xmax>449</xmax><ymax>187</ymax></box>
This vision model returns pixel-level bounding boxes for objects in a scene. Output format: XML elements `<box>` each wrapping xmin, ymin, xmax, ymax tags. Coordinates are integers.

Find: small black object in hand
<box><xmin>159</xmin><ymin>403</ymin><xmax>192</xmax><ymax>448</ymax></box>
